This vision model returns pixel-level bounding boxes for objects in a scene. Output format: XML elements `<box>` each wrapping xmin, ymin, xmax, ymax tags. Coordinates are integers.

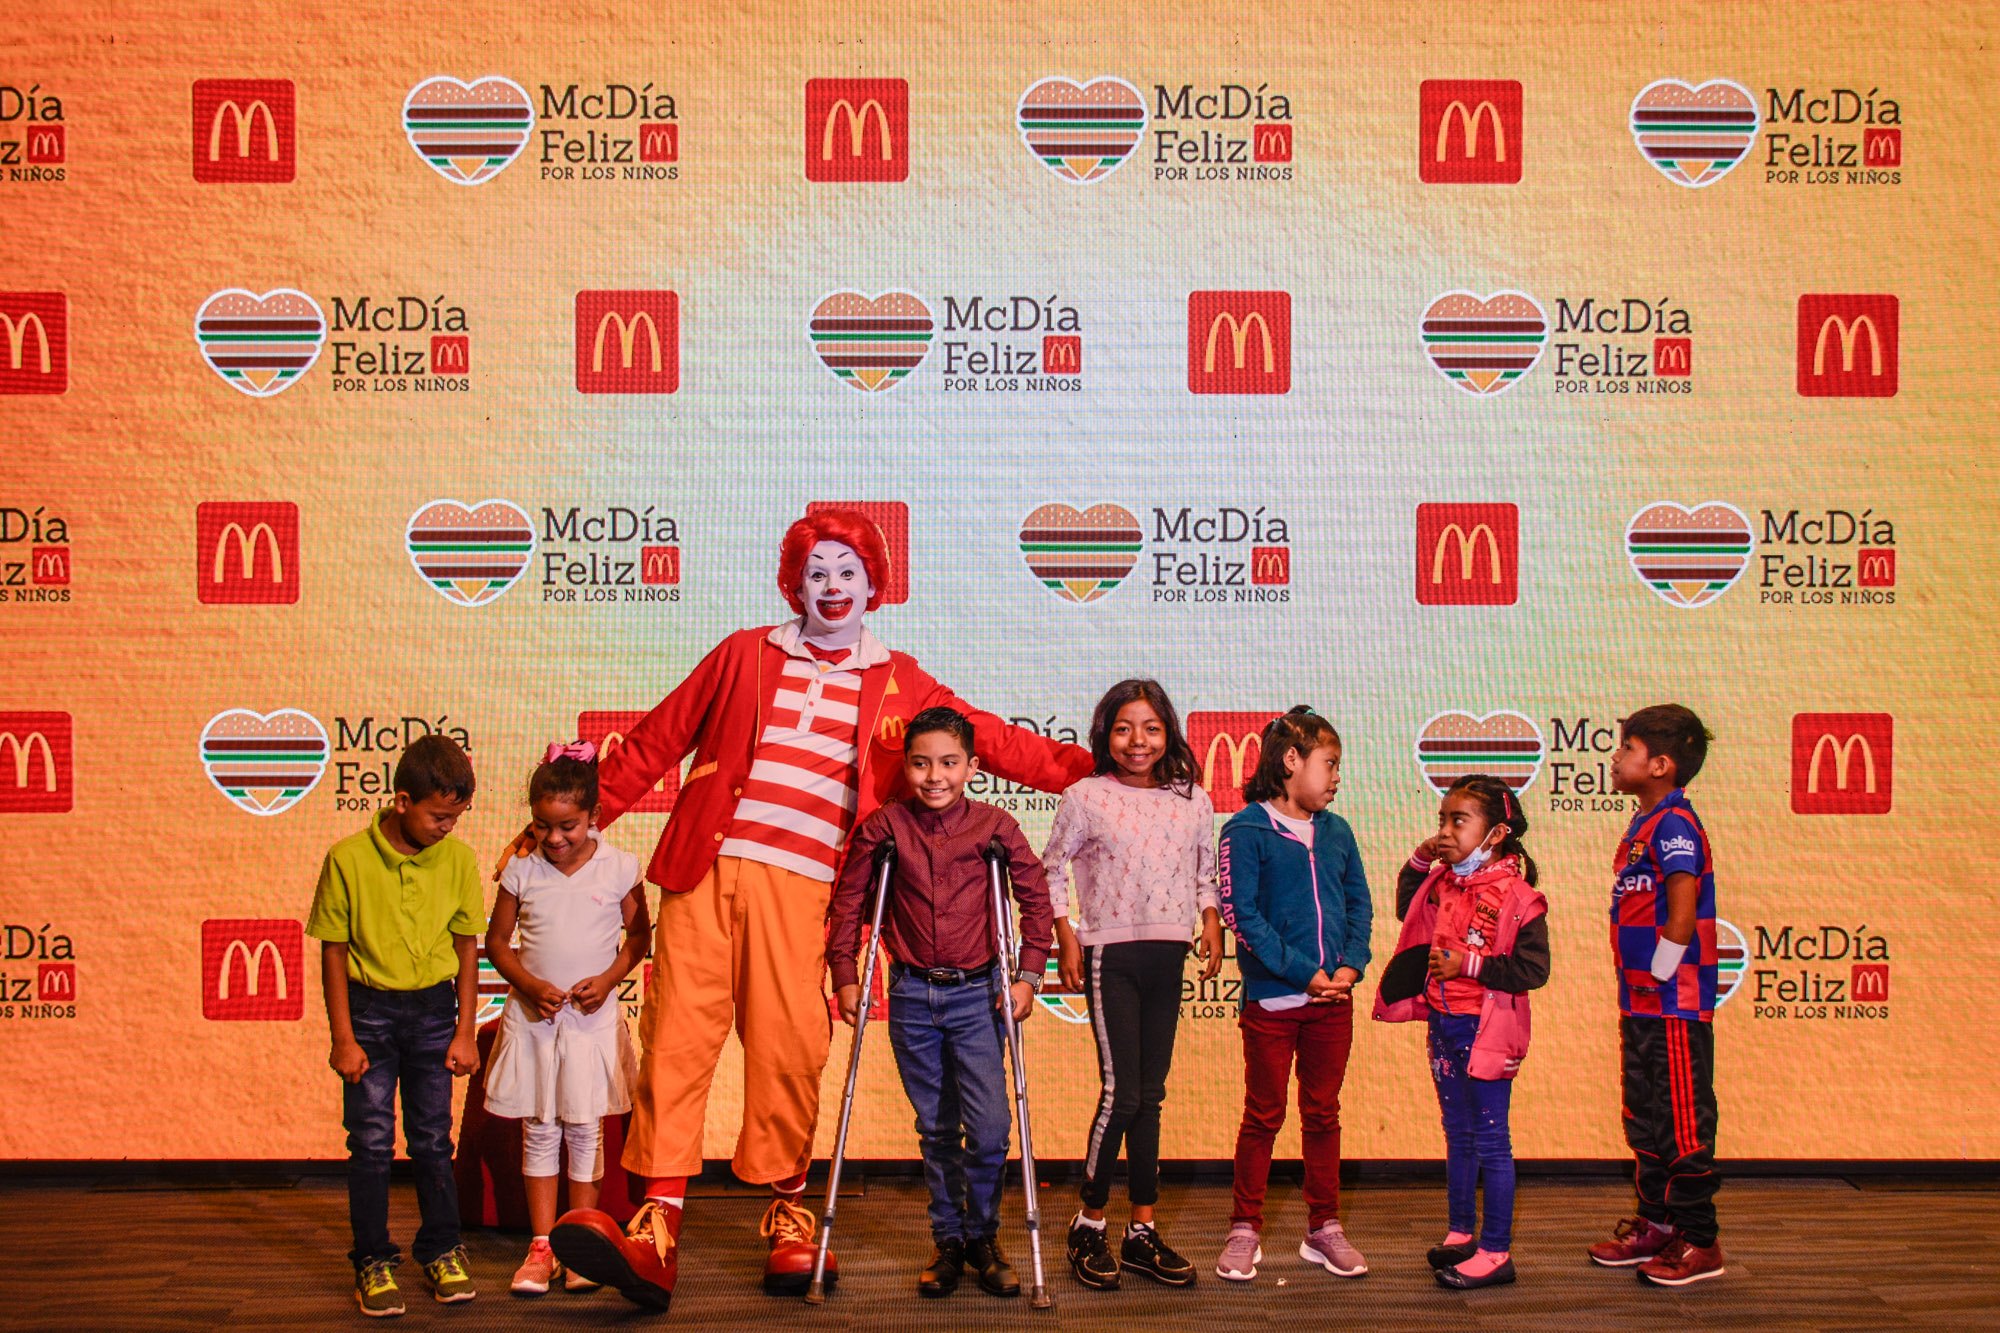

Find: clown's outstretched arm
<box><xmin>595</xmin><ymin>632</ymin><xmax>738</xmax><ymax>828</ymax></box>
<box><xmin>923</xmin><ymin>672</ymin><xmax>1093</xmax><ymax>795</ymax></box>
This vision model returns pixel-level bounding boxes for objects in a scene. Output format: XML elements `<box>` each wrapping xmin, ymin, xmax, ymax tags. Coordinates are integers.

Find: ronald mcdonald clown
<box><xmin>549</xmin><ymin>508</ymin><xmax>1092</xmax><ymax>1311</ymax></box>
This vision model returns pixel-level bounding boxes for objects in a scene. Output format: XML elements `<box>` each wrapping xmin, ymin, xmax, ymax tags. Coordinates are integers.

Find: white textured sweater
<box><xmin>1041</xmin><ymin>773</ymin><xmax>1220</xmax><ymax>947</ymax></box>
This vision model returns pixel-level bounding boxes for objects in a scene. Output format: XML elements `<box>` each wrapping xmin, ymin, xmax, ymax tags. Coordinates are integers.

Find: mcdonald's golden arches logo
<box><xmin>201</xmin><ymin>919</ymin><xmax>305</xmax><ymax>1020</ymax></box>
<box><xmin>0</xmin><ymin>711</ymin><xmax>72</xmax><ymax>813</ymax></box>
<box><xmin>1790</xmin><ymin>713</ymin><xmax>1893</xmax><ymax>814</ymax></box>
<box><xmin>1419</xmin><ymin>80</ymin><xmax>1521</xmax><ymax>183</ymax></box>
<box><xmin>191</xmin><ymin>79</ymin><xmax>295</xmax><ymax>183</ymax></box>
<box><xmin>0</xmin><ymin>291</ymin><xmax>67</xmax><ymax>395</ymax></box>
<box><xmin>1796</xmin><ymin>294</ymin><xmax>1898</xmax><ymax>397</ymax></box>
<box><xmin>577</xmin><ymin>711</ymin><xmax>680</xmax><ymax>812</ymax></box>
<box><xmin>1187</xmin><ymin>711</ymin><xmax>1271</xmax><ymax>814</ymax></box>
<box><xmin>1415</xmin><ymin>503</ymin><xmax>1518</xmax><ymax>605</ymax></box>
<box><xmin>196</xmin><ymin>502</ymin><xmax>299</xmax><ymax>604</ymax></box>
<box><xmin>575</xmin><ymin>290</ymin><xmax>679</xmax><ymax>394</ymax></box>
<box><xmin>1187</xmin><ymin>291</ymin><xmax>1291</xmax><ymax>394</ymax></box>
<box><xmin>805</xmin><ymin>78</ymin><xmax>908</xmax><ymax>181</ymax></box>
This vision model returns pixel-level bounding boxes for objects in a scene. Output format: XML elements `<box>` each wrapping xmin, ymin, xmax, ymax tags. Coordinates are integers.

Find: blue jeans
<box><xmin>342</xmin><ymin>980</ymin><xmax>463</xmax><ymax>1268</ymax></box>
<box><xmin>886</xmin><ymin>964</ymin><xmax>1012</xmax><ymax>1242</ymax></box>
<box><xmin>1428</xmin><ymin>1011</ymin><xmax>1515</xmax><ymax>1251</ymax></box>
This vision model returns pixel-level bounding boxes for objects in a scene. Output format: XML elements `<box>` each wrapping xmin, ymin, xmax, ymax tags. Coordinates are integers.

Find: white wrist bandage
<box><xmin>1650</xmin><ymin>936</ymin><xmax>1686</xmax><ymax>983</ymax></box>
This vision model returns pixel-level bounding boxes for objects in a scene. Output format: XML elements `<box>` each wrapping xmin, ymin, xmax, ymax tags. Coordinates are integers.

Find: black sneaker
<box><xmin>919</xmin><ymin>1238</ymin><xmax>965</xmax><ymax>1298</ymax></box>
<box><xmin>1067</xmin><ymin>1216</ymin><xmax>1120</xmax><ymax>1290</ymax></box>
<box><xmin>1121</xmin><ymin>1224</ymin><xmax>1197</xmax><ymax>1286</ymax></box>
<box><xmin>964</xmin><ymin>1235</ymin><xmax>1021</xmax><ymax>1297</ymax></box>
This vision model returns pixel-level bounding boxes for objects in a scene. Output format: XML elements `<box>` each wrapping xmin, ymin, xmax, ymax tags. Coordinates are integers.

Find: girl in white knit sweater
<box><xmin>1044</xmin><ymin>679</ymin><xmax>1221</xmax><ymax>1293</ymax></box>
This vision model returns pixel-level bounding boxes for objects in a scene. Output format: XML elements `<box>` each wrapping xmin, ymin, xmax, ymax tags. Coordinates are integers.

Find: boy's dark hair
<box><xmin>1242</xmin><ymin>705</ymin><xmax>1341</xmax><ymax>805</ymax></box>
<box><xmin>529</xmin><ymin>756</ymin><xmax>598</xmax><ymax>811</ymax></box>
<box><xmin>394</xmin><ymin>733</ymin><xmax>476</xmax><ymax>803</ymax></box>
<box><xmin>905</xmin><ymin>706</ymin><xmax>975</xmax><ymax>755</ymax></box>
<box><xmin>1622</xmin><ymin>703</ymin><xmax>1712</xmax><ymax>785</ymax></box>
<box><xmin>1089</xmin><ymin>678</ymin><xmax>1199</xmax><ymax>797</ymax></box>
<box><xmin>1444</xmin><ymin>774</ymin><xmax>1540</xmax><ymax>887</ymax></box>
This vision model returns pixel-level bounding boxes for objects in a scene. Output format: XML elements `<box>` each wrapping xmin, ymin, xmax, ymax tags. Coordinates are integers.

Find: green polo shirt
<box><xmin>305</xmin><ymin>814</ymin><xmax>484</xmax><ymax>991</ymax></box>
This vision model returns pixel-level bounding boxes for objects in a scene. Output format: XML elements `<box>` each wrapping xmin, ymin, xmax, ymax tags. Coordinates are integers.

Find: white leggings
<box><xmin>521</xmin><ymin>1118</ymin><xmax>604</xmax><ymax>1183</ymax></box>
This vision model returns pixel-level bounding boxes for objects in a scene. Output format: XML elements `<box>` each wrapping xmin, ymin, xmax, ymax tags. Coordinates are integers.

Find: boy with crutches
<box><xmin>826</xmin><ymin>707</ymin><xmax>1052</xmax><ymax>1300</ymax></box>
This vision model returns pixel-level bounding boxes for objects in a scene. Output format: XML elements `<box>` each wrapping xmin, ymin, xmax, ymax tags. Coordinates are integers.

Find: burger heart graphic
<box><xmin>1415</xmin><ymin>710</ymin><xmax>1546</xmax><ymax>795</ymax></box>
<box><xmin>201</xmin><ymin>708</ymin><xmax>329</xmax><ymax>816</ymax></box>
<box><xmin>1421</xmin><ymin>291</ymin><xmax>1547</xmax><ymax>396</ymax></box>
<box><xmin>809</xmin><ymin>290</ymin><xmax>934</xmax><ymax>392</ymax></box>
<box><xmin>1018</xmin><ymin>503</ymin><xmax>1144</xmax><ymax>603</ymax></box>
<box><xmin>404</xmin><ymin>499</ymin><xmax>537</xmax><ymax>607</ymax></box>
<box><xmin>1016</xmin><ymin>76</ymin><xmax>1148</xmax><ymax>183</ymax></box>
<box><xmin>1624</xmin><ymin>501</ymin><xmax>1755</xmax><ymax>609</ymax></box>
<box><xmin>403</xmin><ymin>75</ymin><xmax>536</xmax><ymax>185</ymax></box>
<box><xmin>194</xmin><ymin>289</ymin><xmax>326</xmax><ymax>397</ymax></box>
<box><xmin>1628</xmin><ymin>79</ymin><xmax>1760</xmax><ymax>188</ymax></box>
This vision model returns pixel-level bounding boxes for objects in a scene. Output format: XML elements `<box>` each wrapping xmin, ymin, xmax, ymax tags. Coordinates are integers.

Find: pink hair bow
<box><xmin>543</xmin><ymin>740</ymin><xmax>597</xmax><ymax>764</ymax></box>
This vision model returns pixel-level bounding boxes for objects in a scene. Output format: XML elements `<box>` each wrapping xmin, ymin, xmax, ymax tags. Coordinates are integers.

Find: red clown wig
<box><xmin>777</xmin><ymin>508</ymin><xmax>892</xmax><ymax>614</ymax></box>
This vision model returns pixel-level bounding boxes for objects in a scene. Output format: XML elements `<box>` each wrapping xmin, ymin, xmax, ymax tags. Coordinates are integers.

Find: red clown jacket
<box><xmin>595</xmin><ymin>625</ymin><xmax>1094</xmax><ymax>893</ymax></box>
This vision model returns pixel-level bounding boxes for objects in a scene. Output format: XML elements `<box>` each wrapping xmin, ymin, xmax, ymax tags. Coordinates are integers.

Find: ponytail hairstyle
<box><xmin>1088</xmin><ymin>678</ymin><xmax>1199</xmax><ymax>796</ymax></box>
<box><xmin>528</xmin><ymin>740</ymin><xmax>599</xmax><ymax>813</ymax></box>
<box><xmin>1242</xmin><ymin>705</ymin><xmax>1341</xmax><ymax>806</ymax></box>
<box><xmin>1443</xmin><ymin>773</ymin><xmax>1538</xmax><ymax>886</ymax></box>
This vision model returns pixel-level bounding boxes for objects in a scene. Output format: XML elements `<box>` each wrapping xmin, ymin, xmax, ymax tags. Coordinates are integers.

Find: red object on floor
<box><xmin>455</xmin><ymin>1023</ymin><xmax>641</xmax><ymax>1228</ymax></box>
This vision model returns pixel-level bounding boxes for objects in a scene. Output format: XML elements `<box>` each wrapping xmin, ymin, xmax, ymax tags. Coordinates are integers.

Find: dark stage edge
<box><xmin>4</xmin><ymin>1175</ymin><xmax>1997</xmax><ymax>1330</ymax></box>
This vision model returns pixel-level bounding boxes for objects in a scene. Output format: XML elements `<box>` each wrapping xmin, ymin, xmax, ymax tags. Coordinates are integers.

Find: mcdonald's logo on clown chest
<box><xmin>196</xmin><ymin>502</ymin><xmax>300</xmax><ymax>604</ymax></box>
<box><xmin>1187</xmin><ymin>291</ymin><xmax>1290</xmax><ymax>394</ymax></box>
<box><xmin>1187</xmin><ymin>712</ymin><xmax>1271</xmax><ymax>814</ymax></box>
<box><xmin>805</xmin><ymin>79</ymin><xmax>907</xmax><ymax>181</ymax></box>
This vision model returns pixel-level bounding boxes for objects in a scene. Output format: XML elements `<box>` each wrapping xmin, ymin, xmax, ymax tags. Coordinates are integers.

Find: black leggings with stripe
<box><xmin>1080</xmin><ymin>940</ymin><xmax>1187</xmax><ymax>1211</ymax></box>
<box><xmin>1620</xmin><ymin>1014</ymin><xmax>1721</xmax><ymax>1245</ymax></box>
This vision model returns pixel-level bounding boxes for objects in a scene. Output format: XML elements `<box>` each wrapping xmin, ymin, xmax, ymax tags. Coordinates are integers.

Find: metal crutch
<box><xmin>983</xmin><ymin>836</ymin><xmax>1053</xmax><ymax>1309</ymax></box>
<box><xmin>806</xmin><ymin>833</ymin><xmax>897</xmax><ymax>1304</ymax></box>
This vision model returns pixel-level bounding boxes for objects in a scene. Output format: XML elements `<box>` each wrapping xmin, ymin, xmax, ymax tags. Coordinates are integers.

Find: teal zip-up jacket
<box><xmin>1217</xmin><ymin>803</ymin><xmax>1373</xmax><ymax>1005</ymax></box>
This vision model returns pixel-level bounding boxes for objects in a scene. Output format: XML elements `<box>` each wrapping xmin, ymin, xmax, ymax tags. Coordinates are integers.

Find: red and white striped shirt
<box><xmin>718</xmin><ymin>622</ymin><xmax>886</xmax><ymax>881</ymax></box>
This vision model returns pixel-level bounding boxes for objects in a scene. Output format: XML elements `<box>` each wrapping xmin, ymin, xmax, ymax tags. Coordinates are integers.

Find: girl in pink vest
<box><xmin>1374</xmin><ymin>774</ymin><xmax>1549</xmax><ymax>1290</ymax></box>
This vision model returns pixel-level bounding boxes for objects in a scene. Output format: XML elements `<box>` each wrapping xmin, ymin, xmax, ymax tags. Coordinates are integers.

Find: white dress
<box><xmin>483</xmin><ymin>832</ymin><xmax>641</xmax><ymax>1124</ymax></box>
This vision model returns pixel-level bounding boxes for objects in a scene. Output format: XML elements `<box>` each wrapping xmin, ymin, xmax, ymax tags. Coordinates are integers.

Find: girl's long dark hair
<box><xmin>1242</xmin><ymin>706</ymin><xmax>1340</xmax><ymax>805</ymax></box>
<box><xmin>1444</xmin><ymin>773</ymin><xmax>1539</xmax><ymax>886</ymax></box>
<box><xmin>1088</xmin><ymin>678</ymin><xmax>1199</xmax><ymax>797</ymax></box>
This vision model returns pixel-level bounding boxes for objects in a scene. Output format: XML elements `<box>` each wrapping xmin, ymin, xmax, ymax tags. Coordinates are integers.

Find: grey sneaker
<box><xmin>1299</xmin><ymin>1219</ymin><xmax>1367</xmax><ymax>1277</ymax></box>
<box><xmin>1215</xmin><ymin>1223</ymin><xmax>1262</xmax><ymax>1282</ymax></box>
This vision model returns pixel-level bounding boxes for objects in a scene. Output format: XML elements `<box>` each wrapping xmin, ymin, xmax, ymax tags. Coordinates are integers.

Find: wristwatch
<box><xmin>1019</xmin><ymin>971</ymin><xmax>1045</xmax><ymax>994</ymax></box>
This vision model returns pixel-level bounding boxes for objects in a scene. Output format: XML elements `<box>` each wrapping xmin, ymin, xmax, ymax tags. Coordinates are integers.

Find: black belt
<box><xmin>891</xmin><ymin>960</ymin><xmax>997</xmax><ymax>988</ymax></box>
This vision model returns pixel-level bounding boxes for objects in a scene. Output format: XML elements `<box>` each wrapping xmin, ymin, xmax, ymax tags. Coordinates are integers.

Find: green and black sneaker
<box><xmin>355</xmin><ymin>1259</ymin><xmax>405</xmax><ymax>1318</ymax></box>
<box><xmin>423</xmin><ymin>1245</ymin><xmax>478</xmax><ymax>1304</ymax></box>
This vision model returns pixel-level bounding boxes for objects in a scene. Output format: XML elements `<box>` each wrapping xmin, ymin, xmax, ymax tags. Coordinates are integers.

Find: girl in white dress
<box><xmin>484</xmin><ymin>742</ymin><xmax>650</xmax><ymax>1295</ymax></box>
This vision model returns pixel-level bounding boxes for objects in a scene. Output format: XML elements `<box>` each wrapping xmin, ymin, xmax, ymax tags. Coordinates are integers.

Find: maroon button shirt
<box><xmin>827</xmin><ymin>796</ymin><xmax>1053</xmax><ymax>991</ymax></box>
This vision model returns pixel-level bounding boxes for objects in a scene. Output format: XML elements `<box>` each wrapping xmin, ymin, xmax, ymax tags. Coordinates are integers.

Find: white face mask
<box><xmin>1448</xmin><ymin>844</ymin><xmax>1494</xmax><ymax>877</ymax></box>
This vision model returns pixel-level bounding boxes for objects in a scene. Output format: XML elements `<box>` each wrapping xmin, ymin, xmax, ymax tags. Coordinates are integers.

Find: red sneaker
<box><xmin>1587</xmin><ymin>1216</ymin><xmax>1675</xmax><ymax>1267</ymax></box>
<box><xmin>761</xmin><ymin>1196</ymin><xmax>835</xmax><ymax>1295</ymax></box>
<box><xmin>1638</xmin><ymin>1236</ymin><xmax>1725</xmax><ymax>1287</ymax></box>
<box><xmin>549</xmin><ymin>1201</ymin><xmax>679</xmax><ymax>1311</ymax></box>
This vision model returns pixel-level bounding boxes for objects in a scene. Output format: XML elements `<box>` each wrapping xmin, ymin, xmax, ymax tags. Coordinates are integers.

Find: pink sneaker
<box><xmin>1299</xmin><ymin>1220</ymin><xmax>1368</xmax><ymax>1277</ymax></box>
<box><xmin>510</xmin><ymin>1238</ymin><xmax>559</xmax><ymax>1296</ymax></box>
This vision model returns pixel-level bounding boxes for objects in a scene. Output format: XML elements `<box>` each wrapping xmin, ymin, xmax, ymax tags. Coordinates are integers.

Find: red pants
<box><xmin>1231</xmin><ymin>1000</ymin><xmax>1352</xmax><ymax>1231</ymax></box>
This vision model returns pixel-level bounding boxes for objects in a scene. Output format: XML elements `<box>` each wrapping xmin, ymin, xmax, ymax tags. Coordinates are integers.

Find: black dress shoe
<box><xmin>1426</xmin><ymin>1240</ymin><xmax>1478</xmax><ymax>1270</ymax></box>
<box><xmin>919</xmin><ymin>1238</ymin><xmax>965</xmax><ymax>1297</ymax></box>
<box><xmin>1434</xmin><ymin>1255</ymin><xmax>1516</xmax><ymax>1289</ymax></box>
<box><xmin>964</xmin><ymin>1235</ymin><xmax>1021</xmax><ymax>1297</ymax></box>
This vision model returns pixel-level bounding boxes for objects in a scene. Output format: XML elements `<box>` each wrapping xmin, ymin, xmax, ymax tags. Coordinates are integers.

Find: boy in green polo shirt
<box><xmin>306</xmin><ymin>734</ymin><xmax>485</xmax><ymax>1318</ymax></box>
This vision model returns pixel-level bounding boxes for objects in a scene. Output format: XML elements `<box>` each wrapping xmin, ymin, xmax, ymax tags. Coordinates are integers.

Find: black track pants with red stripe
<box><xmin>1620</xmin><ymin>1014</ymin><xmax>1720</xmax><ymax>1246</ymax></box>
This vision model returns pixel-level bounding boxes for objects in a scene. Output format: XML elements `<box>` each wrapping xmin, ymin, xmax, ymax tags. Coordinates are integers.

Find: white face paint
<box><xmin>797</xmin><ymin>540</ymin><xmax>875</xmax><ymax>647</ymax></box>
